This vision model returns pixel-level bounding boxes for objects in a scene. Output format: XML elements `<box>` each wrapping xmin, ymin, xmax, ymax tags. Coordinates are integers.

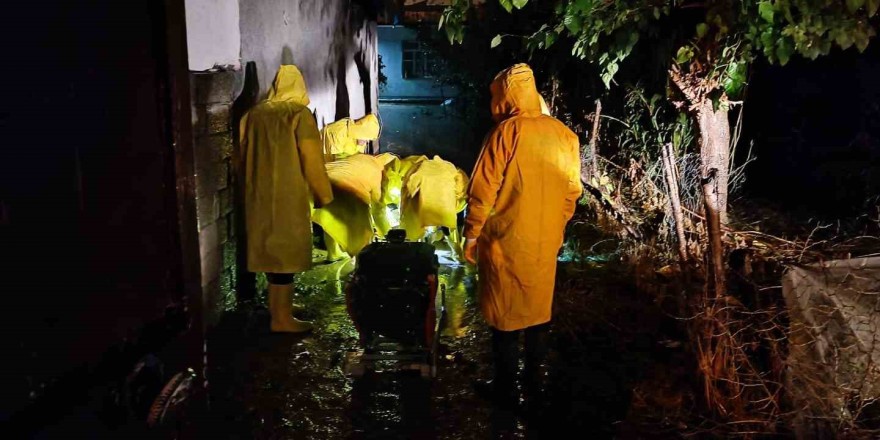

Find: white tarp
<box><xmin>782</xmin><ymin>256</ymin><xmax>880</xmax><ymax>436</ymax></box>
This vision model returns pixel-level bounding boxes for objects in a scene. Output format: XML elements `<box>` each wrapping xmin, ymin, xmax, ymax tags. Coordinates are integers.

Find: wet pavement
<box><xmin>204</xmin><ymin>245</ymin><xmax>681</xmax><ymax>439</ymax></box>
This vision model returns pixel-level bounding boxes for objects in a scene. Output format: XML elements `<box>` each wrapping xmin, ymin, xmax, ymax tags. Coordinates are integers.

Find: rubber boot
<box><xmin>523</xmin><ymin>323</ymin><xmax>550</xmax><ymax>416</ymax></box>
<box><xmin>475</xmin><ymin>327</ymin><xmax>520</xmax><ymax>410</ymax></box>
<box><xmin>268</xmin><ymin>283</ymin><xmax>313</xmax><ymax>333</ymax></box>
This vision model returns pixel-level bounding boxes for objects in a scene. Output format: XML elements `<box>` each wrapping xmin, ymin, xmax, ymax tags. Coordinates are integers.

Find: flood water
<box><xmin>204</xmin><ymin>245</ymin><xmax>681</xmax><ymax>439</ymax></box>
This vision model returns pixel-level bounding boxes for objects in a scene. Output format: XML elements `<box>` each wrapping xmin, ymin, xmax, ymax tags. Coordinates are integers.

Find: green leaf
<box><xmin>499</xmin><ymin>0</ymin><xmax>514</xmax><ymax>13</ymax></box>
<box><xmin>854</xmin><ymin>27</ymin><xmax>871</xmax><ymax>52</ymax></box>
<box><xmin>723</xmin><ymin>62</ymin><xmax>748</xmax><ymax>98</ymax></box>
<box><xmin>575</xmin><ymin>0</ymin><xmax>591</xmax><ymax>12</ymax></box>
<box><xmin>545</xmin><ymin>32</ymin><xmax>557</xmax><ymax>48</ymax></box>
<box><xmin>653</xmin><ymin>7</ymin><xmax>661</xmax><ymax>20</ymax></box>
<box><xmin>847</xmin><ymin>0</ymin><xmax>865</xmax><ymax>13</ymax></box>
<box><xmin>865</xmin><ymin>0</ymin><xmax>880</xmax><ymax>18</ymax></box>
<box><xmin>696</xmin><ymin>23</ymin><xmax>709</xmax><ymax>38</ymax></box>
<box><xmin>564</xmin><ymin>13</ymin><xmax>583</xmax><ymax>34</ymax></box>
<box><xmin>760</xmin><ymin>29</ymin><xmax>775</xmax><ymax>49</ymax></box>
<box><xmin>601</xmin><ymin>62</ymin><xmax>618</xmax><ymax>88</ymax></box>
<box><xmin>445</xmin><ymin>25</ymin><xmax>456</xmax><ymax>44</ymax></box>
<box><xmin>490</xmin><ymin>34</ymin><xmax>503</xmax><ymax>48</ymax></box>
<box><xmin>758</xmin><ymin>2</ymin><xmax>774</xmax><ymax>23</ymax></box>
<box><xmin>512</xmin><ymin>0</ymin><xmax>529</xmax><ymax>9</ymax></box>
<box><xmin>833</xmin><ymin>28</ymin><xmax>854</xmax><ymax>50</ymax></box>
<box><xmin>777</xmin><ymin>38</ymin><xmax>794</xmax><ymax>65</ymax></box>
<box><xmin>675</xmin><ymin>46</ymin><xmax>694</xmax><ymax>64</ymax></box>
<box><xmin>868</xmin><ymin>0</ymin><xmax>879</xmax><ymax>17</ymax></box>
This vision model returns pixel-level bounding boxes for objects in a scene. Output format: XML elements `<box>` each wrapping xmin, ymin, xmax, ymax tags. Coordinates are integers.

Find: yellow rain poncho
<box><xmin>371</xmin><ymin>153</ymin><xmax>404</xmax><ymax>237</ymax></box>
<box><xmin>311</xmin><ymin>154</ymin><xmax>385</xmax><ymax>257</ymax></box>
<box><xmin>321</xmin><ymin>114</ymin><xmax>381</xmax><ymax>160</ymax></box>
<box><xmin>399</xmin><ymin>155</ymin><xmax>469</xmax><ymax>241</ymax></box>
<box><xmin>238</xmin><ymin>65</ymin><xmax>333</xmax><ymax>274</ymax></box>
<box><xmin>464</xmin><ymin>63</ymin><xmax>583</xmax><ymax>331</ymax></box>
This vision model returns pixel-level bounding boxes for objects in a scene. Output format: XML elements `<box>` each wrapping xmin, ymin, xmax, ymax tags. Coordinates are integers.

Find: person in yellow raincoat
<box><xmin>463</xmin><ymin>64</ymin><xmax>582</xmax><ymax>408</ymax></box>
<box><xmin>321</xmin><ymin>114</ymin><xmax>381</xmax><ymax>161</ymax></box>
<box><xmin>238</xmin><ymin>65</ymin><xmax>334</xmax><ymax>333</ymax></box>
<box><xmin>398</xmin><ymin>155</ymin><xmax>469</xmax><ymax>259</ymax></box>
<box><xmin>371</xmin><ymin>152</ymin><xmax>405</xmax><ymax>237</ymax></box>
<box><xmin>312</xmin><ymin>153</ymin><xmax>388</xmax><ymax>261</ymax></box>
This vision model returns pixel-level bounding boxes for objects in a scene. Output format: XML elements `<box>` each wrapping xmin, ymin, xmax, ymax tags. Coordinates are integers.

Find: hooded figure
<box><xmin>321</xmin><ymin>114</ymin><xmax>381</xmax><ymax>161</ymax></box>
<box><xmin>464</xmin><ymin>64</ymin><xmax>582</xmax><ymax>406</ymax></box>
<box><xmin>399</xmin><ymin>155</ymin><xmax>469</xmax><ymax>259</ymax></box>
<box><xmin>311</xmin><ymin>153</ymin><xmax>386</xmax><ymax>261</ymax></box>
<box><xmin>371</xmin><ymin>152</ymin><xmax>405</xmax><ymax>237</ymax></box>
<box><xmin>238</xmin><ymin>65</ymin><xmax>333</xmax><ymax>332</ymax></box>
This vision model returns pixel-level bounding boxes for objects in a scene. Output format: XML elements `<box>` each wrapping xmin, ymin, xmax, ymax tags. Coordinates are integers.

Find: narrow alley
<box><xmin>204</xmin><ymin>246</ymin><xmax>677</xmax><ymax>439</ymax></box>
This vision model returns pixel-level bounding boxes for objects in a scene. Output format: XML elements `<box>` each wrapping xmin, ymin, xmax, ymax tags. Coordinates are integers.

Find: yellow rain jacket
<box><xmin>321</xmin><ymin>114</ymin><xmax>381</xmax><ymax>160</ymax></box>
<box><xmin>372</xmin><ymin>153</ymin><xmax>404</xmax><ymax>237</ymax></box>
<box><xmin>399</xmin><ymin>156</ymin><xmax>469</xmax><ymax>240</ymax></box>
<box><xmin>464</xmin><ymin>63</ymin><xmax>583</xmax><ymax>331</ymax></box>
<box><xmin>238</xmin><ymin>65</ymin><xmax>333</xmax><ymax>274</ymax></box>
<box><xmin>311</xmin><ymin>154</ymin><xmax>385</xmax><ymax>256</ymax></box>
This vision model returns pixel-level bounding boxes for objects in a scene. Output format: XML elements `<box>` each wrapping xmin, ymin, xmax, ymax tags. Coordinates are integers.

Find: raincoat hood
<box><xmin>539</xmin><ymin>94</ymin><xmax>551</xmax><ymax>116</ymax></box>
<box><xmin>490</xmin><ymin>63</ymin><xmax>543</xmax><ymax>123</ymax></box>
<box><xmin>349</xmin><ymin>113</ymin><xmax>380</xmax><ymax>141</ymax></box>
<box><xmin>267</xmin><ymin>65</ymin><xmax>310</xmax><ymax>106</ymax></box>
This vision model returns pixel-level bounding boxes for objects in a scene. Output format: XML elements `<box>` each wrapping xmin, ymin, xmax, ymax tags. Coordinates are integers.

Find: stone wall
<box><xmin>186</xmin><ymin>1</ymin><xmax>381</xmax><ymax>324</ymax></box>
<box><xmin>191</xmin><ymin>69</ymin><xmax>240</xmax><ymax>328</ymax></box>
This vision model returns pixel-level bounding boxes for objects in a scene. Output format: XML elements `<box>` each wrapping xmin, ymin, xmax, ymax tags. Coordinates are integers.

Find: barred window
<box><xmin>401</xmin><ymin>40</ymin><xmax>440</xmax><ymax>79</ymax></box>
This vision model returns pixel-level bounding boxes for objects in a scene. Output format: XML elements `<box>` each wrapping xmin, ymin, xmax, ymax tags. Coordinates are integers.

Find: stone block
<box><xmin>200</xmin><ymin>247</ymin><xmax>222</xmax><ymax>288</ymax></box>
<box><xmin>196</xmin><ymin>193</ymin><xmax>219</xmax><ymax>231</ymax></box>
<box><xmin>199</xmin><ymin>220</ymin><xmax>219</xmax><ymax>260</ymax></box>
<box><xmin>219</xmin><ymin>188</ymin><xmax>232</xmax><ymax>216</ymax></box>
<box><xmin>206</xmin><ymin>103</ymin><xmax>231</xmax><ymax>134</ymax></box>
<box><xmin>193</xmin><ymin>70</ymin><xmax>237</xmax><ymax>105</ymax></box>
<box><xmin>195</xmin><ymin>157</ymin><xmax>218</xmax><ymax>201</ymax></box>
<box><xmin>195</xmin><ymin>134</ymin><xmax>233</xmax><ymax>163</ymax></box>
<box><xmin>217</xmin><ymin>216</ymin><xmax>228</xmax><ymax>245</ymax></box>
<box><xmin>216</xmin><ymin>160</ymin><xmax>229</xmax><ymax>191</ymax></box>
<box><xmin>228</xmin><ymin>211</ymin><xmax>237</xmax><ymax>239</ymax></box>
<box><xmin>192</xmin><ymin>104</ymin><xmax>206</xmax><ymax>135</ymax></box>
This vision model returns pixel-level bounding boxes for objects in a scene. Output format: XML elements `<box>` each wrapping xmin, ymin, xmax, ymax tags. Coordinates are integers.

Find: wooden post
<box><xmin>661</xmin><ymin>143</ymin><xmax>689</xmax><ymax>265</ymax></box>
<box><xmin>587</xmin><ymin>99</ymin><xmax>602</xmax><ymax>180</ymax></box>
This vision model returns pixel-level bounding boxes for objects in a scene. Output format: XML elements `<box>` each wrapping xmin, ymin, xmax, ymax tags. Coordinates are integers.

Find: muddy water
<box><xmin>205</xmin><ymin>250</ymin><xmax>672</xmax><ymax>439</ymax></box>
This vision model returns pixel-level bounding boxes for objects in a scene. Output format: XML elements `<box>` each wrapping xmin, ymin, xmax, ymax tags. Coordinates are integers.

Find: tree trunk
<box><xmin>696</xmin><ymin>100</ymin><xmax>729</xmax><ymax>298</ymax></box>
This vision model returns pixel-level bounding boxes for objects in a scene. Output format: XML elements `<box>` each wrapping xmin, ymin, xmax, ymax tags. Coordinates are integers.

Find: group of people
<box><xmin>237</xmin><ymin>65</ymin><xmax>470</xmax><ymax>333</ymax></box>
<box><xmin>237</xmin><ymin>62</ymin><xmax>583</xmax><ymax>411</ymax></box>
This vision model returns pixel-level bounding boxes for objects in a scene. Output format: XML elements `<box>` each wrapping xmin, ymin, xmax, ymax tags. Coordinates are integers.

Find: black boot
<box><xmin>523</xmin><ymin>323</ymin><xmax>550</xmax><ymax>416</ymax></box>
<box><xmin>475</xmin><ymin>327</ymin><xmax>520</xmax><ymax>410</ymax></box>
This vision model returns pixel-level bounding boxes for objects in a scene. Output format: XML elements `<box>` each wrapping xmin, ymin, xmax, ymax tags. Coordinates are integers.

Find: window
<box><xmin>401</xmin><ymin>40</ymin><xmax>440</xmax><ymax>79</ymax></box>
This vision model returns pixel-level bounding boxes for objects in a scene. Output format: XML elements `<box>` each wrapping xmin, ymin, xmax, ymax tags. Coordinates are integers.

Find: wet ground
<box><xmin>204</xmin><ymin>245</ymin><xmax>684</xmax><ymax>439</ymax></box>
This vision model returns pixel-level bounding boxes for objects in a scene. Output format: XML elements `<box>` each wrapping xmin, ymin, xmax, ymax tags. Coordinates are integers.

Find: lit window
<box><xmin>401</xmin><ymin>40</ymin><xmax>440</xmax><ymax>79</ymax></box>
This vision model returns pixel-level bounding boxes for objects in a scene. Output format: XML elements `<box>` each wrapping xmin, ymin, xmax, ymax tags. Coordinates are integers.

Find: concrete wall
<box><xmin>378</xmin><ymin>25</ymin><xmax>456</xmax><ymax>99</ymax></box>
<box><xmin>239</xmin><ymin>0</ymin><xmax>379</xmax><ymax>128</ymax></box>
<box><xmin>185</xmin><ymin>0</ymin><xmax>241</xmax><ymax>71</ymax></box>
